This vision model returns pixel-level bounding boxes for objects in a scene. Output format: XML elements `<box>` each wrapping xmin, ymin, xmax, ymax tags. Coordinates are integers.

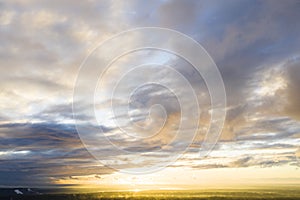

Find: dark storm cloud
<box><xmin>0</xmin><ymin>122</ymin><xmax>114</xmax><ymax>186</ymax></box>
<box><xmin>0</xmin><ymin>123</ymin><xmax>80</xmax><ymax>149</ymax></box>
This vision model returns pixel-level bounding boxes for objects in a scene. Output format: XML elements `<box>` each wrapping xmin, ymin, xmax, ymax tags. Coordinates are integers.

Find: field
<box><xmin>1</xmin><ymin>188</ymin><xmax>300</xmax><ymax>200</ymax></box>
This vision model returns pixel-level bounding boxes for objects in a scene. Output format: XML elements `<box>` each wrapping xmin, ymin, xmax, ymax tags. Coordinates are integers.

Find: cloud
<box><xmin>284</xmin><ymin>59</ymin><xmax>300</xmax><ymax>120</ymax></box>
<box><xmin>0</xmin><ymin>122</ymin><xmax>114</xmax><ymax>186</ymax></box>
<box><xmin>229</xmin><ymin>156</ymin><xmax>252</xmax><ymax>167</ymax></box>
<box><xmin>296</xmin><ymin>148</ymin><xmax>300</xmax><ymax>159</ymax></box>
<box><xmin>180</xmin><ymin>149</ymin><xmax>297</xmax><ymax>170</ymax></box>
<box><xmin>1</xmin><ymin>0</ymin><xmax>300</xmax><ymax>186</ymax></box>
<box><xmin>158</xmin><ymin>0</ymin><xmax>200</xmax><ymax>29</ymax></box>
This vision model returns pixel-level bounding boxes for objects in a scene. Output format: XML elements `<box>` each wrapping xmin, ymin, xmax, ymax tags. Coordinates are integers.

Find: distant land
<box><xmin>1</xmin><ymin>186</ymin><xmax>300</xmax><ymax>200</ymax></box>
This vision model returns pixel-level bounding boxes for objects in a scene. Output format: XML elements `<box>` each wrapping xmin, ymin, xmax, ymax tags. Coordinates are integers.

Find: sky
<box><xmin>0</xmin><ymin>0</ymin><xmax>300</xmax><ymax>188</ymax></box>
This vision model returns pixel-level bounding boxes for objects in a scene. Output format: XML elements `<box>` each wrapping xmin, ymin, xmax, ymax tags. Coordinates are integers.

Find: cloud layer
<box><xmin>0</xmin><ymin>0</ymin><xmax>300</xmax><ymax>186</ymax></box>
